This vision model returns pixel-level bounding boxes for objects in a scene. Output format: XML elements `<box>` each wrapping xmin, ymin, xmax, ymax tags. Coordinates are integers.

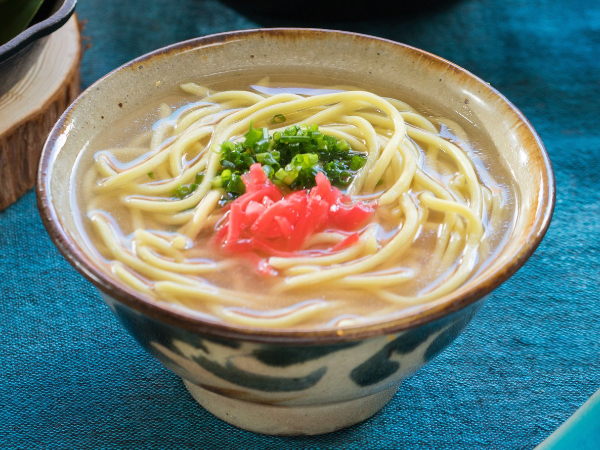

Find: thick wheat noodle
<box><xmin>169</xmin><ymin>126</ymin><xmax>214</xmax><ymax>176</ymax></box>
<box><xmin>153</xmin><ymin>165</ymin><xmax>171</xmax><ymax>182</ymax></box>
<box><xmin>153</xmin><ymin>282</ymin><xmax>248</xmax><ymax>306</ymax></box>
<box><xmin>340</xmin><ymin>115</ymin><xmax>380</xmax><ymax>194</ymax></box>
<box><xmin>407</xmin><ymin>126</ymin><xmax>483</xmax><ymax>216</ymax></box>
<box><xmin>135</xmin><ymin>246</ymin><xmax>225</xmax><ymax>274</ymax></box>
<box><xmin>94</xmin><ymin>154</ymin><xmax>119</xmax><ymax>177</ymax></box>
<box><xmin>111</xmin><ymin>262</ymin><xmax>153</xmax><ymax>296</ymax></box>
<box><xmin>284</xmin><ymin>265</ymin><xmax>320</xmax><ymax>275</ymax></box>
<box><xmin>435</xmin><ymin>117</ymin><xmax>470</xmax><ymax>144</ymax></box>
<box><xmin>96</xmin><ymin>149</ymin><xmax>171</xmax><ymax>191</ymax></box>
<box><xmin>151</xmin><ymin>210</ymin><xmax>195</xmax><ymax>225</ymax></box>
<box><xmin>203</xmin><ymin>90</ymin><xmax>266</xmax><ymax>105</ymax></box>
<box><xmin>290</xmin><ymin>101</ymin><xmax>362</xmax><ymax>127</ymax></box>
<box><xmin>174</xmin><ymin>105</ymin><xmax>221</xmax><ymax>133</ymax></box>
<box><xmin>378</xmin><ymin>142</ymin><xmax>417</xmax><ymax>205</ymax></box>
<box><xmin>432</xmin><ymin>217</ymin><xmax>456</xmax><ymax>263</ymax></box>
<box><xmin>130</xmin><ymin>208</ymin><xmax>144</xmax><ymax>230</ymax></box>
<box><xmin>180</xmin><ymin>189</ymin><xmax>223</xmax><ymax>239</ymax></box>
<box><xmin>206</xmin><ymin>92</ymin><xmax>407</xmax><ymax>196</ymax></box>
<box><xmin>329</xmin><ymin>270</ymin><xmax>415</xmax><ymax>289</ymax></box>
<box><xmin>133</xmin><ymin>229</ymin><xmax>186</xmax><ymax>262</ymax></box>
<box><xmin>269</xmin><ymin>227</ymin><xmax>374</xmax><ymax>269</ymax></box>
<box><xmin>127</xmin><ymin>153</ymin><xmax>211</xmax><ymax>197</ymax></box>
<box><xmin>356</xmin><ymin>110</ymin><xmax>438</xmax><ymax>133</ymax></box>
<box><xmin>90</xmin><ymin>213</ymin><xmax>201</xmax><ymax>286</ymax></box>
<box><xmin>218</xmin><ymin>301</ymin><xmax>336</xmax><ymax>328</ymax></box>
<box><xmin>166</xmin><ymin>93</ymin><xmax>306</xmax><ymax>207</ymax></box>
<box><xmin>81</xmin><ymin>83</ymin><xmax>500</xmax><ymax>329</ymax></box>
<box><xmin>180</xmin><ymin>82</ymin><xmax>210</xmax><ymax>97</ymax></box>
<box><xmin>378</xmin><ymin>236</ymin><xmax>479</xmax><ymax>305</ymax></box>
<box><xmin>273</xmin><ymin>193</ymin><xmax>420</xmax><ymax>292</ymax></box>
<box><xmin>304</xmin><ymin>232</ymin><xmax>348</xmax><ymax>247</ymax></box>
<box><xmin>317</xmin><ymin>127</ymin><xmax>369</xmax><ymax>153</ymax></box>
<box><xmin>389</xmin><ymin>152</ymin><xmax>402</xmax><ymax>185</ymax></box>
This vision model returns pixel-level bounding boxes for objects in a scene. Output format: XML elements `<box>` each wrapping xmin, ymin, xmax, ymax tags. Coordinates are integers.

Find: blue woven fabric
<box><xmin>1</xmin><ymin>0</ymin><xmax>599</xmax><ymax>448</ymax></box>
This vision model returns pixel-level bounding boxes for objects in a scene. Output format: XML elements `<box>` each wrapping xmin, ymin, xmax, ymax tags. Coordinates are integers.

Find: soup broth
<box><xmin>71</xmin><ymin>73</ymin><xmax>516</xmax><ymax>330</ymax></box>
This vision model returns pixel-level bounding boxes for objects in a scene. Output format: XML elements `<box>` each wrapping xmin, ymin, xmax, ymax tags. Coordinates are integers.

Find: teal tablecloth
<box><xmin>2</xmin><ymin>0</ymin><xmax>599</xmax><ymax>448</ymax></box>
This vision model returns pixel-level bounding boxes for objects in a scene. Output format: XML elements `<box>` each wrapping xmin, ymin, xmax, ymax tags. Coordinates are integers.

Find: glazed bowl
<box><xmin>0</xmin><ymin>0</ymin><xmax>77</xmax><ymax>96</ymax></box>
<box><xmin>36</xmin><ymin>29</ymin><xmax>555</xmax><ymax>435</ymax></box>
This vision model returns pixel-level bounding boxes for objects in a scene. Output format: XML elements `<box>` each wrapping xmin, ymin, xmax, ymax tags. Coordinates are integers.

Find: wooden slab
<box><xmin>0</xmin><ymin>15</ymin><xmax>81</xmax><ymax>210</ymax></box>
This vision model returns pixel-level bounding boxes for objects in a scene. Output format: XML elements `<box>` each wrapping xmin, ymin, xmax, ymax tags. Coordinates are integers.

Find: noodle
<box><xmin>76</xmin><ymin>80</ymin><xmax>508</xmax><ymax>329</ymax></box>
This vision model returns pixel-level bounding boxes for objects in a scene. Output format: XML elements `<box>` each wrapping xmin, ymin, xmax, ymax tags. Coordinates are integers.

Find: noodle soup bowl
<box><xmin>37</xmin><ymin>29</ymin><xmax>555</xmax><ymax>435</ymax></box>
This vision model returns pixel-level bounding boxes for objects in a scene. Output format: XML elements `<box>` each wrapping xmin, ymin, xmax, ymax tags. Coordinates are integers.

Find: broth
<box><xmin>71</xmin><ymin>73</ymin><xmax>516</xmax><ymax>329</ymax></box>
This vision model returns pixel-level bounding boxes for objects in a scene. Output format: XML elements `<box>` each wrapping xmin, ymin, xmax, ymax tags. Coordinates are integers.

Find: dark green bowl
<box><xmin>0</xmin><ymin>0</ymin><xmax>76</xmax><ymax>96</ymax></box>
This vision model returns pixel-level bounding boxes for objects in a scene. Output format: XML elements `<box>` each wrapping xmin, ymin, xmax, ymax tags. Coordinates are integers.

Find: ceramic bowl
<box><xmin>37</xmin><ymin>29</ymin><xmax>555</xmax><ymax>435</ymax></box>
<box><xmin>0</xmin><ymin>0</ymin><xmax>77</xmax><ymax>96</ymax></box>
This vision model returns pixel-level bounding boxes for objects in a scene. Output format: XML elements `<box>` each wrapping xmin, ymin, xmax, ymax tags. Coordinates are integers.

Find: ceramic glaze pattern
<box><xmin>103</xmin><ymin>293</ymin><xmax>484</xmax><ymax>433</ymax></box>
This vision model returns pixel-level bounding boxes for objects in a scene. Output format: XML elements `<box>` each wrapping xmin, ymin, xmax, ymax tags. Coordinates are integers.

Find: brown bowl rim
<box><xmin>36</xmin><ymin>28</ymin><xmax>555</xmax><ymax>345</ymax></box>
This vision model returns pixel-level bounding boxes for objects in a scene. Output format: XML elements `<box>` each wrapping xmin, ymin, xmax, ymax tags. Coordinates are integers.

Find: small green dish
<box><xmin>536</xmin><ymin>388</ymin><xmax>600</xmax><ymax>449</ymax></box>
<box><xmin>0</xmin><ymin>0</ymin><xmax>76</xmax><ymax>96</ymax></box>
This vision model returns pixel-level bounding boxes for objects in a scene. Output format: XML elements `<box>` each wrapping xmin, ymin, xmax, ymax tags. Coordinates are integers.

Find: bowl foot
<box><xmin>183</xmin><ymin>379</ymin><xmax>397</xmax><ymax>435</ymax></box>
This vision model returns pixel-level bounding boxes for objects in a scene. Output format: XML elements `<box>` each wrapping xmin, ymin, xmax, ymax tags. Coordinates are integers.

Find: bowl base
<box><xmin>183</xmin><ymin>379</ymin><xmax>397</xmax><ymax>435</ymax></box>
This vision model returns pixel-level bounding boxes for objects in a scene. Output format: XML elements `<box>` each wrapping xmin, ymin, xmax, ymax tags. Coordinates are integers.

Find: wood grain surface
<box><xmin>0</xmin><ymin>16</ymin><xmax>81</xmax><ymax>210</ymax></box>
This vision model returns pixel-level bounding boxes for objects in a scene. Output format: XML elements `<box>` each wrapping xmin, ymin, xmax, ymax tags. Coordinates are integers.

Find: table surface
<box><xmin>2</xmin><ymin>0</ymin><xmax>599</xmax><ymax>448</ymax></box>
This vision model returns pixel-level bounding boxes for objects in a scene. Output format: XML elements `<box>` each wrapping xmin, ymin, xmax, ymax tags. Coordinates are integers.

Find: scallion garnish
<box><xmin>213</xmin><ymin>123</ymin><xmax>368</xmax><ymax>199</ymax></box>
<box><xmin>170</xmin><ymin>172</ymin><xmax>205</xmax><ymax>199</ymax></box>
<box><xmin>271</xmin><ymin>113</ymin><xmax>286</xmax><ymax>124</ymax></box>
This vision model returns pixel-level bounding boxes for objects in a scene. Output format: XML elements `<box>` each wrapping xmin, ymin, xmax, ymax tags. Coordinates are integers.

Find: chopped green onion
<box><xmin>244</xmin><ymin>122</ymin><xmax>263</xmax><ymax>148</ymax></box>
<box><xmin>147</xmin><ymin>171</ymin><xmax>154</xmax><ymax>179</ymax></box>
<box><xmin>271</xmin><ymin>114</ymin><xmax>286</xmax><ymax>124</ymax></box>
<box><xmin>221</xmin><ymin>170</ymin><xmax>232</xmax><ymax>185</ymax></box>
<box><xmin>170</xmin><ymin>183</ymin><xmax>194</xmax><ymax>199</ymax></box>
<box><xmin>227</xmin><ymin>174</ymin><xmax>246</xmax><ymax>195</ymax></box>
<box><xmin>279</xmin><ymin>135</ymin><xmax>311</xmax><ymax>143</ymax></box>
<box><xmin>262</xmin><ymin>165</ymin><xmax>275</xmax><ymax>179</ymax></box>
<box><xmin>275</xmin><ymin>168</ymin><xmax>287</xmax><ymax>181</ymax></box>
<box><xmin>338</xmin><ymin>139</ymin><xmax>350</xmax><ymax>151</ymax></box>
<box><xmin>350</xmin><ymin>155</ymin><xmax>367</xmax><ymax>171</ymax></box>
<box><xmin>215</xmin><ymin>122</ymin><xmax>369</xmax><ymax>193</ymax></box>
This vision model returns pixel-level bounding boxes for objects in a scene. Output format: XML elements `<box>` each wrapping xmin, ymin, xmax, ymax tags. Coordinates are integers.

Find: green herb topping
<box><xmin>214</xmin><ymin>122</ymin><xmax>367</xmax><ymax>198</ymax></box>
<box><xmin>170</xmin><ymin>173</ymin><xmax>204</xmax><ymax>199</ymax></box>
<box><xmin>271</xmin><ymin>113</ymin><xmax>286</xmax><ymax>124</ymax></box>
<box><xmin>169</xmin><ymin>122</ymin><xmax>367</xmax><ymax>201</ymax></box>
